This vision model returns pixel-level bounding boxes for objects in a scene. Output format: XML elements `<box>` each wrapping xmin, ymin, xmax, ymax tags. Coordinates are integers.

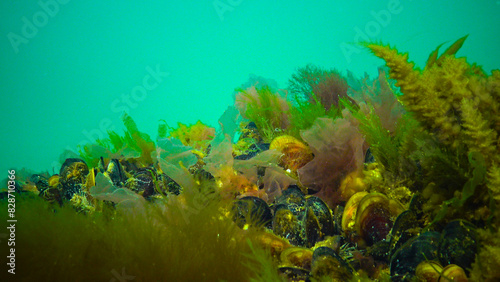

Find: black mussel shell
<box><xmin>60</xmin><ymin>158</ymin><xmax>89</xmax><ymax>200</ymax></box>
<box><xmin>311</xmin><ymin>247</ymin><xmax>352</xmax><ymax>280</ymax></box>
<box><xmin>60</xmin><ymin>158</ymin><xmax>88</xmax><ymax>175</ymax></box>
<box><xmin>368</xmin><ymin>240</ymin><xmax>392</xmax><ymax>262</ymax></box>
<box><xmin>390</xmin><ymin>231</ymin><xmax>441</xmax><ymax>281</ymax></box>
<box><xmin>275</xmin><ymin>185</ymin><xmax>306</xmax><ymax>218</ymax></box>
<box><xmin>192</xmin><ymin>168</ymin><xmax>214</xmax><ymax>182</ymax></box>
<box><xmin>364</xmin><ymin>147</ymin><xmax>375</xmax><ymax>163</ymax></box>
<box><xmin>127</xmin><ymin>168</ymin><xmax>157</xmax><ymax>198</ymax></box>
<box><xmin>304</xmin><ymin>196</ymin><xmax>335</xmax><ymax>247</ymax></box>
<box><xmin>159</xmin><ymin>173</ymin><xmax>182</xmax><ymax>195</ymax></box>
<box><xmin>232</xmin><ymin>196</ymin><xmax>272</xmax><ymax>229</ymax></box>
<box><xmin>438</xmin><ymin>220</ymin><xmax>478</xmax><ymax>273</ymax></box>
<box><xmin>389</xmin><ymin>210</ymin><xmax>420</xmax><ymax>258</ymax></box>
<box><xmin>104</xmin><ymin>159</ymin><xmax>127</xmax><ymax>187</ymax></box>
<box><xmin>30</xmin><ymin>174</ymin><xmax>49</xmax><ymax>193</ymax></box>
<box><xmin>278</xmin><ymin>267</ymin><xmax>310</xmax><ymax>282</ymax></box>
<box><xmin>39</xmin><ymin>187</ymin><xmax>63</xmax><ymax>206</ymax></box>
<box><xmin>273</xmin><ymin>204</ymin><xmax>305</xmax><ymax>246</ymax></box>
<box><xmin>60</xmin><ymin>158</ymin><xmax>89</xmax><ymax>185</ymax></box>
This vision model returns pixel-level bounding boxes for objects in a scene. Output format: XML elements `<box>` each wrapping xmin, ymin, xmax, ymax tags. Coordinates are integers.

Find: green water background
<box><xmin>0</xmin><ymin>0</ymin><xmax>499</xmax><ymax>176</ymax></box>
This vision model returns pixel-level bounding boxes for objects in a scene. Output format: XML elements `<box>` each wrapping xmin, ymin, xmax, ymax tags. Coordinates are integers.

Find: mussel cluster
<box><xmin>30</xmin><ymin>157</ymin><xmax>184</xmax><ymax>211</ymax></box>
<box><xmin>231</xmin><ymin>185</ymin><xmax>478</xmax><ymax>281</ymax></box>
<box><xmin>23</xmin><ymin>131</ymin><xmax>479</xmax><ymax>281</ymax></box>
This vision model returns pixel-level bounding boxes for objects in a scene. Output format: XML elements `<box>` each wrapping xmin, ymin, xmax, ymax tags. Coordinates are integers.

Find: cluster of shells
<box><xmin>26</xmin><ymin>124</ymin><xmax>477</xmax><ymax>281</ymax></box>
<box><xmin>232</xmin><ymin>127</ymin><xmax>477</xmax><ymax>281</ymax></box>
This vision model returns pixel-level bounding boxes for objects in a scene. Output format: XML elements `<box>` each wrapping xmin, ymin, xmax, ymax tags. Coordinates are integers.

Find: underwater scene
<box><xmin>1</xmin><ymin>1</ymin><xmax>500</xmax><ymax>281</ymax></box>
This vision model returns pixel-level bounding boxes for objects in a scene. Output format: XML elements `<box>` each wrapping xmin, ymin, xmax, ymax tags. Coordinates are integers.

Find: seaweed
<box><xmin>345</xmin><ymin>99</ymin><xmax>421</xmax><ymax>191</ymax></box>
<box><xmin>288</xmin><ymin>64</ymin><xmax>354</xmax><ymax>111</ymax></box>
<box><xmin>297</xmin><ymin>114</ymin><xmax>366</xmax><ymax>208</ymax></box>
<box><xmin>235</xmin><ymin>85</ymin><xmax>291</xmax><ymax>143</ymax></box>
<box><xmin>167</xmin><ymin>120</ymin><xmax>215</xmax><ymax>152</ymax></box>
<box><xmin>2</xmin><ymin>188</ymin><xmax>277</xmax><ymax>281</ymax></box>
<box><xmin>286</xmin><ymin>93</ymin><xmax>340</xmax><ymax>141</ymax></box>
<box><xmin>78</xmin><ymin>113</ymin><xmax>155</xmax><ymax>167</ymax></box>
<box><xmin>364</xmin><ymin>37</ymin><xmax>500</xmax><ymax>225</ymax></box>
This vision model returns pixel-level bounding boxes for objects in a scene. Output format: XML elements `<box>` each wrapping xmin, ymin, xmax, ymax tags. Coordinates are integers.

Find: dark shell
<box><xmin>275</xmin><ymin>185</ymin><xmax>306</xmax><ymax>218</ymax></box>
<box><xmin>364</xmin><ymin>147</ymin><xmax>375</xmax><ymax>163</ymax></box>
<box><xmin>368</xmin><ymin>240</ymin><xmax>391</xmax><ymax>262</ymax></box>
<box><xmin>158</xmin><ymin>172</ymin><xmax>182</xmax><ymax>195</ymax></box>
<box><xmin>390</xmin><ymin>231</ymin><xmax>441</xmax><ymax>281</ymax></box>
<box><xmin>60</xmin><ymin>158</ymin><xmax>88</xmax><ymax>178</ymax></box>
<box><xmin>389</xmin><ymin>210</ymin><xmax>420</xmax><ymax>258</ymax></box>
<box><xmin>238</xmin><ymin>122</ymin><xmax>262</xmax><ymax>142</ymax></box>
<box><xmin>39</xmin><ymin>187</ymin><xmax>63</xmax><ymax>206</ymax></box>
<box><xmin>232</xmin><ymin>196</ymin><xmax>273</xmax><ymax>229</ymax></box>
<box><xmin>192</xmin><ymin>168</ymin><xmax>214</xmax><ymax>182</ymax></box>
<box><xmin>60</xmin><ymin>159</ymin><xmax>88</xmax><ymax>184</ymax></box>
<box><xmin>438</xmin><ymin>220</ymin><xmax>477</xmax><ymax>273</ymax></box>
<box><xmin>304</xmin><ymin>196</ymin><xmax>335</xmax><ymax>247</ymax></box>
<box><xmin>126</xmin><ymin>167</ymin><xmax>157</xmax><ymax>198</ymax></box>
<box><xmin>273</xmin><ymin>204</ymin><xmax>305</xmax><ymax>246</ymax></box>
<box><xmin>59</xmin><ymin>158</ymin><xmax>89</xmax><ymax>200</ymax></box>
<box><xmin>104</xmin><ymin>159</ymin><xmax>127</xmax><ymax>186</ymax></box>
<box><xmin>311</xmin><ymin>247</ymin><xmax>352</xmax><ymax>280</ymax></box>
<box><xmin>30</xmin><ymin>174</ymin><xmax>49</xmax><ymax>193</ymax></box>
<box><xmin>278</xmin><ymin>266</ymin><xmax>310</xmax><ymax>282</ymax></box>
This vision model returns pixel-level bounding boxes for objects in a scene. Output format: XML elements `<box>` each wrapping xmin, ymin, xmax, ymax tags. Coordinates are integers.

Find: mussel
<box><xmin>280</xmin><ymin>247</ymin><xmax>313</xmax><ymax>270</ymax></box>
<box><xmin>343</xmin><ymin>192</ymin><xmax>404</xmax><ymax>247</ymax></box>
<box><xmin>126</xmin><ymin>167</ymin><xmax>157</xmax><ymax>198</ymax></box>
<box><xmin>438</xmin><ymin>220</ymin><xmax>477</xmax><ymax>274</ymax></box>
<box><xmin>270</xmin><ymin>135</ymin><xmax>313</xmax><ymax>172</ymax></box>
<box><xmin>273</xmin><ymin>186</ymin><xmax>335</xmax><ymax>247</ymax></box>
<box><xmin>103</xmin><ymin>159</ymin><xmax>127</xmax><ymax>186</ymax></box>
<box><xmin>390</xmin><ymin>231</ymin><xmax>441</xmax><ymax>281</ymax></box>
<box><xmin>60</xmin><ymin>158</ymin><xmax>89</xmax><ymax>200</ymax></box>
<box><xmin>278</xmin><ymin>266</ymin><xmax>311</xmax><ymax>282</ymax></box>
<box><xmin>232</xmin><ymin>196</ymin><xmax>273</xmax><ymax>229</ymax></box>
<box><xmin>273</xmin><ymin>204</ymin><xmax>305</xmax><ymax>246</ymax></box>
<box><xmin>311</xmin><ymin>246</ymin><xmax>352</xmax><ymax>281</ymax></box>
<box><xmin>415</xmin><ymin>261</ymin><xmax>443</xmax><ymax>282</ymax></box>
<box><xmin>304</xmin><ymin>196</ymin><xmax>335</xmax><ymax>247</ymax></box>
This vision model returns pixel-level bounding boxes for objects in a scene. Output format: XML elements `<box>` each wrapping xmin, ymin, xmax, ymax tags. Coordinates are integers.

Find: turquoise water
<box><xmin>1</xmin><ymin>0</ymin><xmax>499</xmax><ymax>176</ymax></box>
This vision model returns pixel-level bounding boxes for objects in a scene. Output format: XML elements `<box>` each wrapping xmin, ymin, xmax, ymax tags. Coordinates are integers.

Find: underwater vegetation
<box><xmin>2</xmin><ymin>36</ymin><xmax>500</xmax><ymax>281</ymax></box>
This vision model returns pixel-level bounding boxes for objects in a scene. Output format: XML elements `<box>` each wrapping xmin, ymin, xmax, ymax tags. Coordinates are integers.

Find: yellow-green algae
<box><xmin>0</xmin><ymin>189</ymin><xmax>283</xmax><ymax>281</ymax></box>
<box><xmin>365</xmin><ymin>36</ymin><xmax>500</xmax><ymax>280</ymax></box>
